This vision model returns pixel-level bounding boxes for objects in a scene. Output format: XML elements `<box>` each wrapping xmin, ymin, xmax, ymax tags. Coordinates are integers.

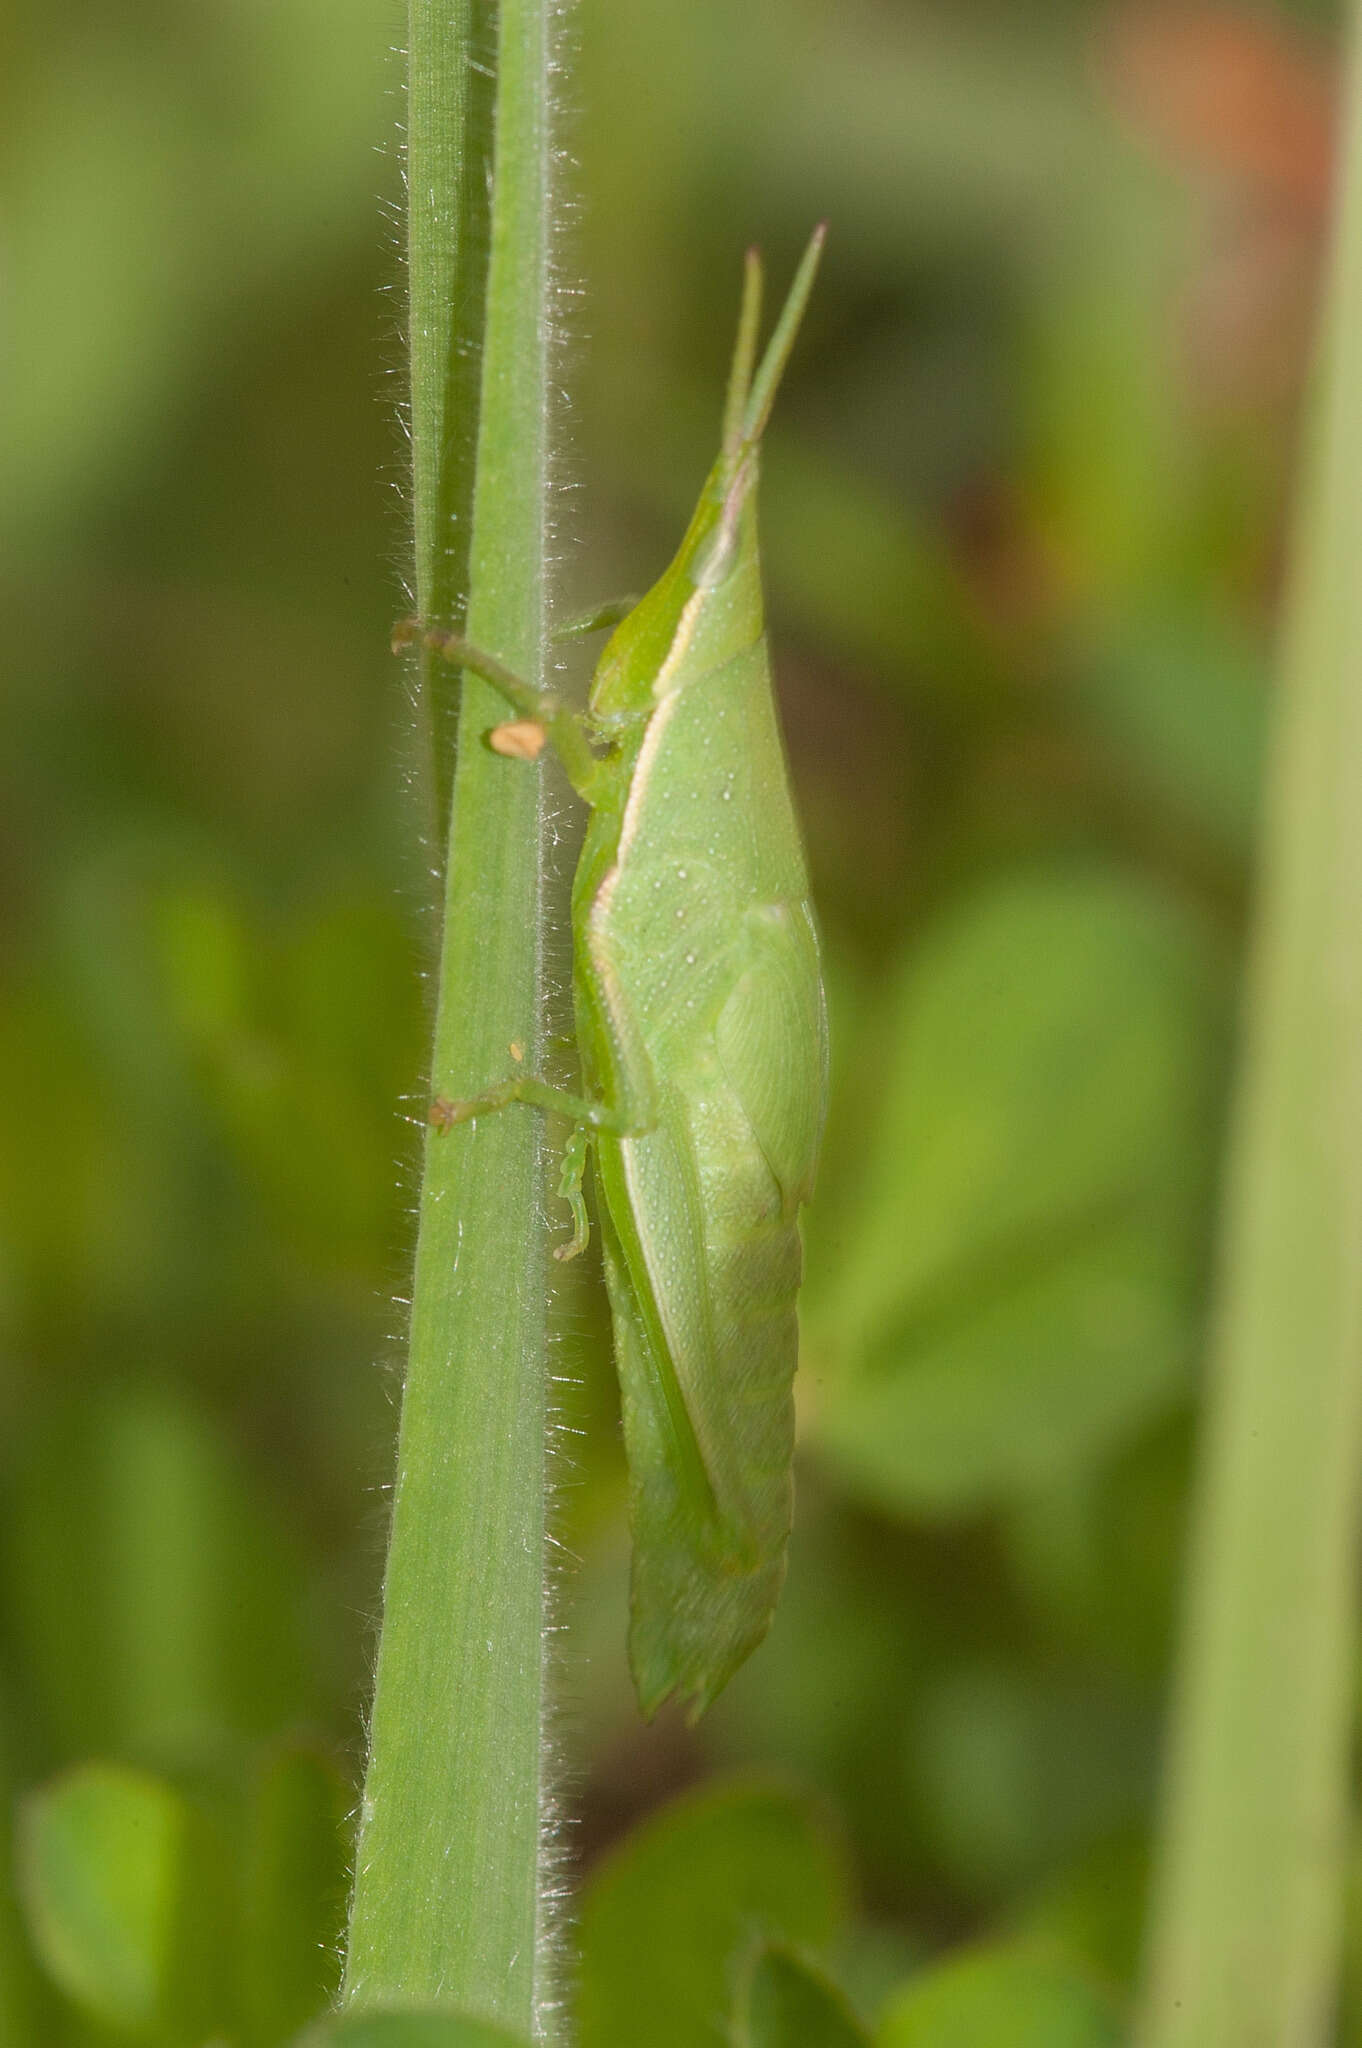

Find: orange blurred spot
<box><xmin>1101</xmin><ymin>5</ymin><xmax>1336</xmax><ymax>218</ymax></box>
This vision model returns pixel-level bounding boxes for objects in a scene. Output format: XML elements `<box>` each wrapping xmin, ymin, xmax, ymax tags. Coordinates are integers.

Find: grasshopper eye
<box><xmin>694</xmin><ymin>451</ymin><xmax>755</xmax><ymax>590</ymax></box>
<box><xmin>694</xmin><ymin>525</ymin><xmax>739</xmax><ymax>589</ymax></box>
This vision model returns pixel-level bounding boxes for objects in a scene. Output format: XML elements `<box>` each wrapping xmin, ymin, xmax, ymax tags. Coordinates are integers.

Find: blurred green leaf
<box><xmin>821</xmin><ymin>1234</ymin><xmax>1190</xmax><ymax>1516</ymax></box>
<box><xmin>811</xmin><ymin>869</ymin><xmax>1220</xmax><ymax>1515</ymax></box>
<box><xmin>734</xmin><ymin>1944</ymin><xmax>871</xmax><ymax>2046</ymax></box>
<box><xmin>240</xmin><ymin>1742</ymin><xmax>350</xmax><ymax>2045</ymax></box>
<box><xmin>576</xmin><ymin>1777</ymin><xmax>850</xmax><ymax>2048</ymax></box>
<box><xmin>294</xmin><ymin>2013</ymin><xmax>530</xmax><ymax>2047</ymax></box>
<box><xmin>877</xmin><ymin>1942</ymin><xmax>1122</xmax><ymax>2047</ymax></box>
<box><xmin>16</xmin><ymin>1761</ymin><xmax>230</xmax><ymax>2041</ymax></box>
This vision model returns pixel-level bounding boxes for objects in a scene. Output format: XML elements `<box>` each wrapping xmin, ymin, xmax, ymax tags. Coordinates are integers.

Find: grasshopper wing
<box><xmin>595</xmin><ymin>883</ymin><xmax>826</xmax><ymax>1720</ymax></box>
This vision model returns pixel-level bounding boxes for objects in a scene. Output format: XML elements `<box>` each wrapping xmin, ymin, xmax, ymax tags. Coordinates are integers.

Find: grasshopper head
<box><xmin>588</xmin><ymin>226</ymin><xmax>825</xmax><ymax>724</ymax></box>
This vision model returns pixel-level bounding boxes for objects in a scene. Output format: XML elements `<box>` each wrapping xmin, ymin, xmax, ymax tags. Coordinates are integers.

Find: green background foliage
<box><xmin>0</xmin><ymin>0</ymin><xmax>1350</xmax><ymax>2038</ymax></box>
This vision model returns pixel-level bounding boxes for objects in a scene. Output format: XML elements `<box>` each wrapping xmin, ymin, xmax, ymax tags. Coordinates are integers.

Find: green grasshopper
<box><xmin>396</xmin><ymin>228</ymin><xmax>828</xmax><ymax>1718</ymax></box>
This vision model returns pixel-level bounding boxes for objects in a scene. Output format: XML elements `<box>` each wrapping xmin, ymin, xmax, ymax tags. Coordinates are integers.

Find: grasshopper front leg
<box><xmin>393</xmin><ymin>619</ymin><xmax>605</xmax><ymax>800</ymax></box>
<box><xmin>552</xmin><ymin>595</ymin><xmax>639</xmax><ymax>642</ymax></box>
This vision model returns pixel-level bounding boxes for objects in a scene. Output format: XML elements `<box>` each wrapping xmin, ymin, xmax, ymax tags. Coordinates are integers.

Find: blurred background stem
<box><xmin>342</xmin><ymin>0</ymin><xmax>555</xmax><ymax>2032</ymax></box>
<box><xmin>1136</xmin><ymin>10</ymin><xmax>1362</xmax><ymax>2045</ymax></box>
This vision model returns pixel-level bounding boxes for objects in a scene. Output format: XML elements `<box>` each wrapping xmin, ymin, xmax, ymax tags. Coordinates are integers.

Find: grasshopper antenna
<box><xmin>722</xmin><ymin>247</ymin><xmax>765</xmax><ymax>462</ymax></box>
<box><xmin>740</xmin><ymin>222</ymin><xmax>826</xmax><ymax>449</ymax></box>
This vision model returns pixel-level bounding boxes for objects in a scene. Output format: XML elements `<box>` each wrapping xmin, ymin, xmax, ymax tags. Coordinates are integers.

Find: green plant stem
<box><xmin>403</xmin><ymin>0</ymin><xmax>494</xmax><ymax>832</ymax></box>
<box><xmin>1136</xmin><ymin>16</ymin><xmax>1362</xmax><ymax>2047</ymax></box>
<box><xmin>343</xmin><ymin>0</ymin><xmax>554</xmax><ymax>2033</ymax></box>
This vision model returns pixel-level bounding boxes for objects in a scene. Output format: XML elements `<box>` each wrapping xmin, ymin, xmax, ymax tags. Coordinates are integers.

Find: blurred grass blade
<box><xmin>1136</xmin><ymin>12</ymin><xmax>1362</xmax><ymax>2045</ymax></box>
<box><xmin>342</xmin><ymin>0</ymin><xmax>557</xmax><ymax>2033</ymax></box>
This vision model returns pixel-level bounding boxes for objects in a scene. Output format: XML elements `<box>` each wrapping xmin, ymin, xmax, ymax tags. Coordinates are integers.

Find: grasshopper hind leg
<box><xmin>429</xmin><ymin>1071</ymin><xmax>634</xmax><ymax>1260</ymax></box>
